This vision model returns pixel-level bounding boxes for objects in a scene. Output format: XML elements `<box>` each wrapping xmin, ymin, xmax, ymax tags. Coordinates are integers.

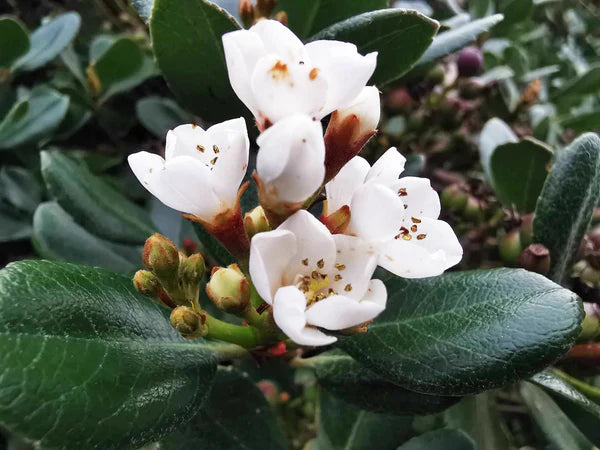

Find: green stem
<box><xmin>204</xmin><ymin>314</ymin><xmax>261</xmax><ymax>348</ymax></box>
<box><xmin>210</xmin><ymin>343</ymin><xmax>251</xmax><ymax>362</ymax></box>
<box><xmin>553</xmin><ymin>369</ymin><xmax>600</xmax><ymax>402</ymax></box>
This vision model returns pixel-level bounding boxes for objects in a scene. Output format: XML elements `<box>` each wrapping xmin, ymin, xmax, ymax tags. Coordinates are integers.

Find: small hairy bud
<box><xmin>499</xmin><ymin>230</ymin><xmax>522</xmax><ymax>266</ymax></box>
<box><xmin>179</xmin><ymin>253</ymin><xmax>206</xmax><ymax>285</ymax></box>
<box><xmin>463</xmin><ymin>196</ymin><xmax>485</xmax><ymax>223</ymax></box>
<box><xmin>133</xmin><ymin>270</ymin><xmax>160</xmax><ymax>296</ymax></box>
<box><xmin>256</xmin><ymin>0</ymin><xmax>277</xmax><ymax>15</ymax></box>
<box><xmin>238</xmin><ymin>0</ymin><xmax>255</xmax><ymax>28</ymax></box>
<box><xmin>142</xmin><ymin>233</ymin><xmax>180</xmax><ymax>282</ymax></box>
<box><xmin>457</xmin><ymin>47</ymin><xmax>483</xmax><ymax>77</ymax></box>
<box><xmin>440</xmin><ymin>184</ymin><xmax>468</xmax><ymax>213</ymax></box>
<box><xmin>425</xmin><ymin>64</ymin><xmax>445</xmax><ymax>85</ymax></box>
<box><xmin>244</xmin><ymin>206</ymin><xmax>270</xmax><ymax>239</ymax></box>
<box><xmin>518</xmin><ymin>244</ymin><xmax>550</xmax><ymax>274</ymax></box>
<box><xmin>170</xmin><ymin>306</ymin><xmax>206</xmax><ymax>338</ymax></box>
<box><xmin>206</xmin><ymin>264</ymin><xmax>251</xmax><ymax>314</ymax></box>
<box><xmin>273</xmin><ymin>10</ymin><xmax>288</xmax><ymax>25</ymax></box>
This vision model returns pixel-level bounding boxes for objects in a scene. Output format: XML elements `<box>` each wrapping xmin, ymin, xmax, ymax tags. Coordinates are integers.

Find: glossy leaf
<box><xmin>161</xmin><ymin>367</ymin><xmax>288</xmax><ymax>450</ymax></box>
<box><xmin>560</xmin><ymin>112</ymin><xmax>600</xmax><ymax>132</ymax></box>
<box><xmin>0</xmin><ymin>166</ymin><xmax>42</xmax><ymax>214</ymax></box>
<box><xmin>13</xmin><ymin>12</ymin><xmax>81</xmax><ymax>72</ymax></box>
<box><xmin>0</xmin><ymin>17</ymin><xmax>29</xmax><ymax>68</ymax></box>
<box><xmin>301</xmin><ymin>350</ymin><xmax>459</xmax><ymax>415</ymax></box>
<box><xmin>340</xmin><ymin>269</ymin><xmax>582</xmax><ymax>396</ymax></box>
<box><xmin>136</xmin><ymin>96</ymin><xmax>192</xmax><ymax>138</ymax></box>
<box><xmin>533</xmin><ymin>133</ymin><xmax>600</xmax><ymax>283</ymax></box>
<box><xmin>0</xmin><ymin>87</ymin><xmax>69</xmax><ymax>150</ymax></box>
<box><xmin>150</xmin><ymin>0</ymin><xmax>246</xmax><ymax>122</ymax></box>
<box><xmin>41</xmin><ymin>150</ymin><xmax>156</xmax><ymax>245</ymax></box>
<box><xmin>398</xmin><ymin>429</ymin><xmax>475</xmax><ymax>450</ymax></box>
<box><xmin>314</xmin><ymin>391</ymin><xmax>415</xmax><ymax>450</ymax></box>
<box><xmin>419</xmin><ymin>15</ymin><xmax>504</xmax><ymax>65</ymax></box>
<box><xmin>33</xmin><ymin>202</ymin><xmax>141</xmax><ymax>272</ymax></box>
<box><xmin>489</xmin><ymin>138</ymin><xmax>553</xmax><ymax>213</ymax></box>
<box><xmin>552</xmin><ymin>65</ymin><xmax>600</xmax><ymax>101</ymax></box>
<box><xmin>478</xmin><ymin>117</ymin><xmax>517</xmax><ymax>182</ymax></box>
<box><xmin>0</xmin><ymin>208</ymin><xmax>31</xmax><ymax>243</ymax></box>
<box><xmin>311</xmin><ymin>10</ymin><xmax>439</xmax><ymax>86</ymax></box>
<box><xmin>495</xmin><ymin>0</ymin><xmax>533</xmax><ymax>34</ymax></box>
<box><xmin>0</xmin><ymin>260</ymin><xmax>217</xmax><ymax>448</ymax></box>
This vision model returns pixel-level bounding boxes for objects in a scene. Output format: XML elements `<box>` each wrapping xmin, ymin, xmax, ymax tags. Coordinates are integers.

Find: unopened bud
<box><xmin>273</xmin><ymin>10</ymin><xmax>288</xmax><ymax>25</ymax></box>
<box><xmin>463</xmin><ymin>196</ymin><xmax>485</xmax><ymax>223</ymax></box>
<box><xmin>574</xmin><ymin>260</ymin><xmax>600</xmax><ymax>288</ymax></box>
<box><xmin>324</xmin><ymin>86</ymin><xmax>380</xmax><ymax>182</ymax></box>
<box><xmin>386</xmin><ymin>87</ymin><xmax>413</xmax><ymax>112</ymax></box>
<box><xmin>133</xmin><ymin>270</ymin><xmax>159</xmax><ymax>296</ymax></box>
<box><xmin>142</xmin><ymin>233</ymin><xmax>180</xmax><ymax>282</ymax></box>
<box><xmin>580</xmin><ymin>303</ymin><xmax>600</xmax><ymax>341</ymax></box>
<box><xmin>426</xmin><ymin>64</ymin><xmax>445</xmax><ymax>85</ymax></box>
<box><xmin>170</xmin><ymin>306</ymin><xmax>206</xmax><ymax>338</ymax></box>
<box><xmin>499</xmin><ymin>230</ymin><xmax>522</xmax><ymax>266</ymax></box>
<box><xmin>441</xmin><ymin>184</ymin><xmax>468</xmax><ymax>212</ymax></box>
<box><xmin>518</xmin><ymin>244</ymin><xmax>550</xmax><ymax>274</ymax></box>
<box><xmin>244</xmin><ymin>206</ymin><xmax>270</xmax><ymax>239</ymax></box>
<box><xmin>238</xmin><ymin>0</ymin><xmax>255</xmax><ymax>27</ymax></box>
<box><xmin>179</xmin><ymin>253</ymin><xmax>205</xmax><ymax>284</ymax></box>
<box><xmin>519</xmin><ymin>213</ymin><xmax>534</xmax><ymax>247</ymax></box>
<box><xmin>256</xmin><ymin>0</ymin><xmax>277</xmax><ymax>15</ymax></box>
<box><xmin>457</xmin><ymin>47</ymin><xmax>483</xmax><ymax>77</ymax></box>
<box><xmin>206</xmin><ymin>264</ymin><xmax>251</xmax><ymax>314</ymax></box>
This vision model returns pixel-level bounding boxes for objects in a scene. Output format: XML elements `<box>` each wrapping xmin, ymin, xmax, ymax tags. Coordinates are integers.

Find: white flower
<box><xmin>128</xmin><ymin>118</ymin><xmax>249</xmax><ymax>222</ymax></box>
<box><xmin>222</xmin><ymin>19</ymin><xmax>377</xmax><ymax>129</ymax></box>
<box><xmin>256</xmin><ymin>114</ymin><xmax>325</xmax><ymax>203</ymax></box>
<box><xmin>249</xmin><ymin>210</ymin><xmax>386</xmax><ymax>346</ymax></box>
<box><xmin>325</xmin><ymin>148</ymin><xmax>463</xmax><ymax>278</ymax></box>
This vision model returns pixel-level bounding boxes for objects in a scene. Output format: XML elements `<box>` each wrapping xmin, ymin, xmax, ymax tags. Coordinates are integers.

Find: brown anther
<box><xmin>302</xmin><ymin>258</ymin><xmax>309</xmax><ymax>266</ymax></box>
<box><xmin>344</xmin><ymin>284</ymin><xmax>352</xmax><ymax>292</ymax></box>
<box><xmin>309</xmin><ymin>68</ymin><xmax>319</xmax><ymax>80</ymax></box>
<box><xmin>398</xmin><ymin>188</ymin><xmax>407</xmax><ymax>196</ymax></box>
<box><xmin>196</xmin><ymin>144</ymin><xmax>205</xmax><ymax>152</ymax></box>
<box><xmin>317</xmin><ymin>258</ymin><xmax>324</xmax><ymax>268</ymax></box>
<box><xmin>411</xmin><ymin>225</ymin><xmax>418</xmax><ymax>232</ymax></box>
<box><xmin>213</xmin><ymin>145</ymin><xmax>220</xmax><ymax>154</ymax></box>
<box><xmin>400</xmin><ymin>226</ymin><xmax>409</xmax><ymax>234</ymax></box>
<box><xmin>192</xmin><ymin>124</ymin><xmax>197</xmax><ymax>128</ymax></box>
<box><xmin>311</xmin><ymin>270</ymin><xmax>320</xmax><ymax>279</ymax></box>
<box><xmin>334</xmin><ymin>274</ymin><xmax>342</xmax><ymax>281</ymax></box>
<box><xmin>335</xmin><ymin>263</ymin><xmax>346</xmax><ymax>271</ymax></box>
<box><xmin>411</xmin><ymin>217</ymin><xmax>421</xmax><ymax>223</ymax></box>
<box><xmin>328</xmin><ymin>288</ymin><xmax>335</xmax><ymax>295</ymax></box>
<box><xmin>402</xmin><ymin>234</ymin><xmax>412</xmax><ymax>241</ymax></box>
<box><xmin>210</xmin><ymin>157</ymin><xmax>218</xmax><ymax>165</ymax></box>
<box><xmin>417</xmin><ymin>234</ymin><xmax>427</xmax><ymax>240</ymax></box>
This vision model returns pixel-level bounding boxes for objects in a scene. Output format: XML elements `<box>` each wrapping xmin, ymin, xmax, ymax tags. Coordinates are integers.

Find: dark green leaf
<box><xmin>494</xmin><ymin>0</ymin><xmax>533</xmax><ymax>34</ymax></box>
<box><xmin>33</xmin><ymin>202</ymin><xmax>141</xmax><ymax>272</ymax></box>
<box><xmin>310</xmin><ymin>10</ymin><xmax>439</xmax><ymax>86</ymax></box>
<box><xmin>520</xmin><ymin>383</ymin><xmax>593</xmax><ymax>450</ymax></box>
<box><xmin>0</xmin><ymin>208</ymin><xmax>31</xmax><ymax>243</ymax></box>
<box><xmin>489</xmin><ymin>138</ymin><xmax>553</xmax><ymax>213</ymax></box>
<box><xmin>0</xmin><ymin>88</ymin><xmax>69</xmax><ymax>150</ymax></box>
<box><xmin>314</xmin><ymin>390</ymin><xmax>415</xmax><ymax>450</ymax></box>
<box><xmin>0</xmin><ymin>82</ymin><xmax>16</xmax><ymax>120</ymax></box>
<box><xmin>13</xmin><ymin>13</ymin><xmax>80</xmax><ymax>72</ymax></box>
<box><xmin>470</xmin><ymin>0</ymin><xmax>492</xmax><ymax>18</ymax></box>
<box><xmin>341</xmin><ymin>269</ymin><xmax>582</xmax><ymax>396</ymax></box>
<box><xmin>0</xmin><ymin>260</ymin><xmax>217</xmax><ymax>448</ymax></box>
<box><xmin>552</xmin><ymin>65</ymin><xmax>600</xmax><ymax>101</ymax></box>
<box><xmin>0</xmin><ymin>17</ymin><xmax>29</xmax><ymax>69</ymax></box>
<box><xmin>301</xmin><ymin>350</ymin><xmax>458</xmax><ymax>415</ymax></box>
<box><xmin>161</xmin><ymin>366</ymin><xmax>288</xmax><ymax>450</ymax></box>
<box><xmin>0</xmin><ymin>166</ymin><xmax>42</xmax><ymax>214</ymax></box>
<box><xmin>478</xmin><ymin>117</ymin><xmax>517</xmax><ymax>182</ymax></box>
<box><xmin>136</xmin><ymin>96</ymin><xmax>192</xmax><ymax>138</ymax></box>
<box><xmin>277</xmin><ymin>0</ymin><xmax>387</xmax><ymax>39</ymax></box>
<box><xmin>560</xmin><ymin>112</ymin><xmax>600</xmax><ymax>132</ymax></box>
<box><xmin>150</xmin><ymin>0</ymin><xmax>246</xmax><ymax>122</ymax></box>
<box><xmin>398</xmin><ymin>429</ymin><xmax>475</xmax><ymax>450</ymax></box>
<box><xmin>41</xmin><ymin>150</ymin><xmax>156</xmax><ymax>245</ymax></box>
<box><xmin>533</xmin><ymin>133</ymin><xmax>600</xmax><ymax>283</ymax></box>
<box><xmin>419</xmin><ymin>15</ymin><xmax>504</xmax><ymax>65</ymax></box>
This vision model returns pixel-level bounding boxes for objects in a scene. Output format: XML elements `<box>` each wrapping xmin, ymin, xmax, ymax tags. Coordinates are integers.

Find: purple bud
<box><xmin>457</xmin><ymin>47</ymin><xmax>483</xmax><ymax>78</ymax></box>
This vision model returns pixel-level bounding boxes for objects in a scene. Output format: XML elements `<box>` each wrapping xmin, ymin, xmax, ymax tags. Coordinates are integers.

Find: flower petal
<box><xmin>304</xmin><ymin>293</ymin><xmax>385</xmax><ymax>330</ymax></box>
<box><xmin>251</xmin><ymin>19</ymin><xmax>307</xmax><ymax>61</ymax></box>
<box><xmin>250</xmin><ymin>54</ymin><xmax>328</xmax><ymax>123</ymax></box>
<box><xmin>273</xmin><ymin>286</ymin><xmax>337</xmax><ymax>346</ymax></box>
<box><xmin>365</xmin><ymin>147</ymin><xmax>406</xmax><ymax>186</ymax></box>
<box><xmin>249</xmin><ymin>229</ymin><xmax>296</xmax><ymax>305</ymax></box>
<box><xmin>393</xmin><ymin>176</ymin><xmax>441</xmax><ymax>219</ymax></box>
<box><xmin>166</xmin><ymin>124</ymin><xmax>209</xmax><ymax>161</ymax></box>
<box><xmin>256</xmin><ymin>115</ymin><xmax>325</xmax><ymax>203</ymax></box>
<box><xmin>330</xmin><ymin>234</ymin><xmax>378</xmax><ymax>300</ymax></box>
<box><xmin>377</xmin><ymin>218</ymin><xmax>463</xmax><ymax>278</ymax></box>
<box><xmin>348</xmin><ymin>182</ymin><xmax>405</xmax><ymax>242</ymax></box>
<box><xmin>362</xmin><ymin>279</ymin><xmax>387</xmax><ymax>309</ymax></box>
<box><xmin>305</xmin><ymin>40</ymin><xmax>377</xmax><ymax>117</ymax></box>
<box><xmin>278</xmin><ymin>210</ymin><xmax>336</xmax><ymax>283</ymax></box>
<box><xmin>325</xmin><ymin>156</ymin><xmax>370</xmax><ymax>213</ymax></box>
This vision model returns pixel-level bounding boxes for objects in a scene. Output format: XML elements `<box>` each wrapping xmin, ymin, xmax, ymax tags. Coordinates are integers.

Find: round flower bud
<box><xmin>499</xmin><ymin>230</ymin><xmax>522</xmax><ymax>266</ymax></box>
<box><xmin>206</xmin><ymin>264</ymin><xmax>251</xmax><ymax>314</ymax></box>
<box><xmin>463</xmin><ymin>196</ymin><xmax>485</xmax><ymax>223</ymax></box>
<box><xmin>133</xmin><ymin>270</ymin><xmax>160</xmax><ymax>296</ymax></box>
<box><xmin>441</xmin><ymin>184</ymin><xmax>468</xmax><ymax>212</ymax></box>
<box><xmin>170</xmin><ymin>306</ymin><xmax>206</xmax><ymax>338</ymax></box>
<box><xmin>142</xmin><ymin>233</ymin><xmax>180</xmax><ymax>282</ymax></box>
<box><xmin>238</xmin><ymin>0</ymin><xmax>255</xmax><ymax>28</ymax></box>
<box><xmin>518</xmin><ymin>244</ymin><xmax>550</xmax><ymax>274</ymax></box>
<box><xmin>244</xmin><ymin>206</ymin><xmax>270</xmax><ymax>239</ymax></box>
<box><xmin>426</xmin><ymin>64</ymin><xmax>445</xmax><ymax>85</ymax></box>
<box><xmin>457</xmin><ymin>47</ymin><xmax>483</xmax><ymax>78</ymax></box>
<box><xmin>179</xmin><ymin>253</ymin><xmax>206</xmax><ymax>285</ymax></box>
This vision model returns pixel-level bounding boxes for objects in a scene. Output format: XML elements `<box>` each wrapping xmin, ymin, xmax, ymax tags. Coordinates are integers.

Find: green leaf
<box><xmin>419</xmin><ymin>15</ymin><xmax>504</xmax><ymax>65</ymax></box>
<box><xmin>552</xmin><ymin>65</ymin><xmax>600</xmax><ymax>101</ymax></box>
<box><xmin>40</xmin><ymin>150</ymin><xmax>156</xmax><ymax>245</ymax></box>
<box><xmin>533</xmin><ymin>133</ymin><xmax>600</xmax><ymax>283</ymax></box>
<box><xmin>398</xmin><ymin>429</ymin><xmax>475</xmax><ymax>450</ymax></box>
<box><xmin>301</xmin><ymin>350</ymin><xmax>458</xmax><ymax>415</ymax></box>
<box><xmin>340</xmin><ymin>269</ymin><xmax>582</xmax><ymax>396</ymax></box>
<box><xmin>314</xmin><ymin>390</ymin><xmax>415</xmax><ymax>450</ymax></box>
<box><xmin>520</xmin><ymin>383</ymin><xmax>593</xmax><ymax>450</ymax></box>
<box><xmin>13</xmin><ymin>12</ymin><xmax>81</xmax><ymax>72</ymax></box>
<box><xmin>0</xmin><ymin>260</ymin><xmax>217</xmax><ymax>448</ymax></box>
<box><xmin>494</xmin><ymin>0</ymin><xmax>533</xmax><ymax>34</ymax></box>
<box><xmin>0</xmin><ymin>208</ymin><xmax>31</xmax><ymax>243</ymax></box>
<box><xmin>478</xmin><ymin>117</ymin><xmax>517</xmax><ymax>182</ymax></box>
<box><xmin>0</xmin><ymin>17</ymin><xmax>29</xmax><ymax>69</ymax></box>
<box><xmin>150</xmin><ymin>0</ymin><xmax>246</xmax><ymax>122</ymax></box>
<box><xmin>136</xmin><ymin>96</ymin><xmax>192</xmax><ymax>138</ymax></box>
<box><xmin>0</xmin><ymin>166</ymin><xmax>42</xmax><ymax>214</ymax></box>
<box><xmin>310</xmin><ymin>10</ymin><xmax>439</xmax><ymax>86</ymax></box>
<box><xmin>531</xmin><ymin>371</ymin><xmax>600</xmax><ymax>446</ymax></box>
<box><xmin>470</xmin><ymin>0</ymin><xmax>492</xmax><ymax>18</ymax></box>
<box><xmin>0</xmin><ymin>88</ymin><xmax>69</xmax><ymax>150</ymax></box>
<box><xmin>277</xmin><ymin>0</ymin><xmax>388</xmax><ymax>39</ymax></box>
<box><xmin>33</xmin><ymin>202</ymin><xmax>141</xmax><ymax>272</ymax></box>
<box><xmin>161</xmin><ymin>366</ymin><xmax>288</xmax><ymax>449</ymax></box>
<box><xmin>560</xmin><ymin>112</ymin><xmax>600</xmax><ymax>132</ymax></box>
<box><xmin>489</xmin><ymin>138</ymin><xmax>553</xmax><ymax>213</ymax></box>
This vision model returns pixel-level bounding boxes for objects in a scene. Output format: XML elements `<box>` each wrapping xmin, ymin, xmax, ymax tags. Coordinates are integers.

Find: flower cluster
<box><xmin>128</xmin><ymin>20</ymin><xmax>462</xmax><ymax>347</ymax></box>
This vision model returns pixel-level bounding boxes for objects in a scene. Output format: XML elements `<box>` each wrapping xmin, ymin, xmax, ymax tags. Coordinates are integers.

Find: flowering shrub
<box><xmin>0</xmin><ymin>1</ymin><xmax>599</xmax><ymax>449</ymax></box>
